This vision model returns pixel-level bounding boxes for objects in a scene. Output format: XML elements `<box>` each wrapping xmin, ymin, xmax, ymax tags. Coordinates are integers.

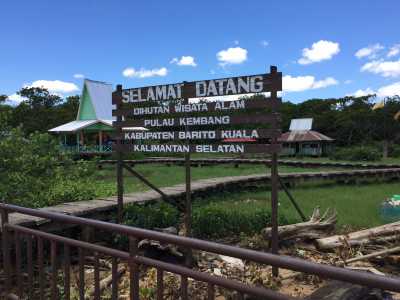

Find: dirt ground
<box><xmin>66</xmin><ymin>245</ymin><xmax>400</xmax><ymax>299</ymax></box>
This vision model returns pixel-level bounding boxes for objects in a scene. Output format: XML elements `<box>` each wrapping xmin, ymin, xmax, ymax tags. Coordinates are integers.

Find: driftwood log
<box><xmin>263</xmin><ymin>208</ymin><xmax>337</xmax><ymax>242</ymax></box>
<box><xmin>316</xmin><ymin>221</ymin><xmax>400</xmax><ymax>250</ymax></box>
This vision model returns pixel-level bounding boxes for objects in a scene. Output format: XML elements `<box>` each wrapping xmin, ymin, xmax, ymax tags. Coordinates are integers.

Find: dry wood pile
<box><xmin>316</xmin><ymin>221</ymin><xmax>400</xmax><ymax>250</ymax></box>
<box><xmin>263</xmin><ymin>207</ymin><xmax>337</xmax><ymax>242</ymax></box>
<box><xmin>30</xmin><ymin>209</ymin><xmax>398</xmax><ymax>299</ymax></box>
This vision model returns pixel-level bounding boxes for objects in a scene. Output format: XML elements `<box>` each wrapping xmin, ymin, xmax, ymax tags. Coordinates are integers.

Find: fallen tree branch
<box><xmin>316</xmin><ymin>221</ymin><xmax>400</xmax><ymax>250</ymax></box>
<box><xmin>344</xmin><ymin>245</ymin><xmax>400</xmax><ymax>265</ymax></box>
<box><xmin>263</xmin><ymin>207</ymin><xmax>336</xmax><ymax>242</ymax></box>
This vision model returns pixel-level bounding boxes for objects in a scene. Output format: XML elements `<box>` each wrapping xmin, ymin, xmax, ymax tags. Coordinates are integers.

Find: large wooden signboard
<box><xmin>113</xmin><ymin>73</ymin><xmax>278</xmax><ymax>103</ymax></box>
<box><xmin>113</xmin><ymin>66</ymin><xmax>282</xmax><ymax>154</ymax></box>
<box><xmin>112</xmin><ymin>66</ymin><xmax>282</xmax><ymax>275</ymax></box>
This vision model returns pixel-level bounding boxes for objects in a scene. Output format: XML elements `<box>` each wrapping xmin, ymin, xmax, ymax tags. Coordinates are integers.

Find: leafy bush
<box><xmin>329</xmin><ymin>146</ymin><xmax>381</xmax><ymax>161</ymax></box>
<box><xmin>122</xmin><ymin>200</ymin><xmax>289</xmax><ymax>240</ymax></box>
<box><xmin>0</xmin><ymin>128</ymin><xmax>115</xmax><ymax>207</ymax></box>
<box><xmin>389</xmin><ymin>144</ymin><xmax>400</xmax><ymax>158</ymax></box>
<box><xmin>123</xmin><ymin>202</ymin><xmax>180</xmax><ymax>229</ymax></box>
<box><xmin>192</xmin><ymin>201</ymin><xmax>288</xmax><ymax>239</ymax></box>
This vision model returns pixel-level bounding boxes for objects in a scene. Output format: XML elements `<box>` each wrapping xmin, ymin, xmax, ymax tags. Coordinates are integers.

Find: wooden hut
<box><xmin>49</xmin><ymin>79</ymin><xmax>145</xmax><ymax>155</ymax></box>
<box><xmin>279</xmin><ymin>118</ymin><xmax>334</xmax><ymax>156</ymax></box>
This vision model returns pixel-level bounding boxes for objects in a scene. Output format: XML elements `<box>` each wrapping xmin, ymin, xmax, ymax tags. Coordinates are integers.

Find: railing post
<box><xmin>1</xmin><ymin>208</ymin><xmax>11</xmax><ymax>293</ymax></box>
<box><xmin>14</xmin><ymin>231</ymin><xmax>22</xmax><ymax>299</ymax></box>
<box><xmin>269</xmin><ymin>65</ymin><xmax>280</xmax><ymax>277</ymax></box>
<box><xmin>129</xmin><ymin>237</ymin><xmax>139</xmax><ymax>300</ymax></box>
<box><xmin>114</xmin><ymin>84</ymin><xmax>124</xmax><ymax>224</ymax></box>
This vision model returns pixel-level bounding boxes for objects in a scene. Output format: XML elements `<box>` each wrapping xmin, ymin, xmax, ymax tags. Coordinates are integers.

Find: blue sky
<box><xmin>1</xmin><ymin>0</ymin><xmax>400</xmax><ymax>104</ymax></box>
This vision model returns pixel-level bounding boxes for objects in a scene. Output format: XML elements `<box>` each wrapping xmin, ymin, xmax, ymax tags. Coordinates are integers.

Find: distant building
<box><xmin>279</xmin><ymin>118</ymin><xmax>334</xmax><ymax>156</ymax></box>
<box><xmin>49</xmin><ymin>79</ymin><xmax>144</xmax><ymax>155</ymax></box>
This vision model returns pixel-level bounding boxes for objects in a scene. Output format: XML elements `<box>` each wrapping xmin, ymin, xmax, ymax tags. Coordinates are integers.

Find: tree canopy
<box><xmin>1</xmin><ymin>87</ymin><xmax>399</xmax><ymax>148</ymax></box>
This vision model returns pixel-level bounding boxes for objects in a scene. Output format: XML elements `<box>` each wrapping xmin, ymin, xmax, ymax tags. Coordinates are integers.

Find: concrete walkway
<box><xmin>3</xmin><ymin>168</ymin><xmax>400</xmax><ymax>231</ymax></box>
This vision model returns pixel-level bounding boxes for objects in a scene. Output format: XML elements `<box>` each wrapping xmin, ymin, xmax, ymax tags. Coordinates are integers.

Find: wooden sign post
<box><xmin>112</xmin><ymin>66</ymin><xmax>282</xmax><ymax>274</ymax></box>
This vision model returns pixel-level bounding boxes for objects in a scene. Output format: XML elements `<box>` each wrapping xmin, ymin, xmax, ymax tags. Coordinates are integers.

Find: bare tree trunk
<box><xmin>383</xmin><ymin>139</ymin><xmax>389</xmax><ymax>159</ymax></box>
<box><xmin>316</xmin><ymin>221</ymin><xmax>400</xmax><ymax>250</ymax></box>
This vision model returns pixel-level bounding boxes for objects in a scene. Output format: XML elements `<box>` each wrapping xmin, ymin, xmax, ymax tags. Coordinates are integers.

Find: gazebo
<box><xmin>49</xmin><ymin>79</ymin><xmax>116</xmax><ymax>155</ymax></box>
<box><xmin>279</xmin><ymin>118</ymin><xmax>334</xmax><ymax>156</ymax></box>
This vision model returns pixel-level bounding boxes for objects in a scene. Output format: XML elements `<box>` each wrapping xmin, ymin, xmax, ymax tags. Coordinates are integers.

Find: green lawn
<box><xmin>94</xmin><ymin>162</ymin><xmax>399</xmax><ymax>230</ymax></box>
<box><xmin>200</xmin><ymin>181</ymin><xmax>399</xmax><ymax>230</ymax></box>
<box><xmin>95</xmin><ymin>163</ymin><xmax>342</xmax><ymax>194</ymax></box>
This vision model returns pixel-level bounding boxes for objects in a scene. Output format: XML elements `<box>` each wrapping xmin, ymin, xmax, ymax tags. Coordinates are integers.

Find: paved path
<box><xmin>3</xmin><ymin>168</ymin><xmax>400</xmax><ymax>231</ymax></box>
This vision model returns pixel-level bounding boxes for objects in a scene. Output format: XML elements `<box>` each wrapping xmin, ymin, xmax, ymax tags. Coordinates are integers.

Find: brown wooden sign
<box><xmin>123</xmin><ymin>128</ymin><xmax>281</xmax><ymax>140</ymax></box>
<box><xmin>117</xmin><ymin>143</ymin><xmax>282</xmax><ymax>154</ymax></box>
<box><xmin>114</xmin><ymin>113</ymin><xmax>280</xmax><ymax>129</ymax></box>
<box><xmin>113</xmin><ymin>98</ymin><xmax>280</xmax><ymax>117</ymax></box>
<box><xmin>113</xmin><ymin>72</ymin><xmax>282</xmax><ymax>104</ymax></box>
<box><xmin>113</xmin><ymin>66</ymin><xmax>283</xmax><ymax>261</ymax></box>
<box><xmin>113</xmin><ymin>66</ymin><xmax>282</xmax><ymax>154</ymax></box>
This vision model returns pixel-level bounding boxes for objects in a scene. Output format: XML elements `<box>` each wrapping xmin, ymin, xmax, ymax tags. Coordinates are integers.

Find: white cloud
<box><xmin>170</xmin><ymin>56</ymin><xmax>197</xmax><ymax>67</ymax></box>
<box><xmin>355</xmin><ymin>43</ymin><xmax>384</xmax><ymax>59</ymax></box>
<box><xmin>7</xmin><ymin>93</ymin><xmax>26</xmax><ymax>104</ymax></box>
<box><xmin>283</xmin><ymin>75</ymin><xmax>338</xmax><ymax>92</ymax></box>
<box><xmin>233</xmin><ymin>40</ymin><xmax>239</xmax><ymax>45</ymax></box>
<box><xmin>25</xmin><ymin>80</ymin><xmax>79</xmax><ymax>93</ymax></box>
<box><xmin>260</xmin><ymin>40</ymin><xmax>269</xmax><ymax>47</ymax></box>
<box><xmin>298</xmin><ymin>40</ymin><xmax>340</xmax><ymax>65</ymax></box>
<box><xmin>73</xmin><ymin>73</ymin><xmax>85</xmax><ymax>79</ymax></box>
<box><xmin>377</xmin><ymin>82</ymin><xmax>400</xmax><ymax>97</ymax></box>
<box><xmin>347</xmin><ymin>88</ymin><xmax>375</xmax><ymax>97</ymax></box>
<box><xmin>217</xmin><ymin>47</ymin><xmax>248</xmax><ymax>66</ymax></box>
<box><xmin>344</xmin><ymin>80</ymin><xmax>353</xmax><ymax>84</ymax></box>
<box><xmin>361</xmin><ymin>59</ymin><xmax>400</xmax><ymax>77</ymax></box>
<box><xmin>347</xmin><ymin>82</ymin><xmax>400</xmax><ymax>98</ymax></box>
<box><xmin>122</xmin><ymin>67</ymin><xmax>168</xmax><ymax>78</ymax></box>
<box><xmin>387</xmin><ymin>44</ymin><xmax>400</xmax><ymax>58</ymax></box>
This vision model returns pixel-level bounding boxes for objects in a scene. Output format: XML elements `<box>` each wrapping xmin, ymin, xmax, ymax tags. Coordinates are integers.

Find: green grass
<box><xmin>201</xmin><ymin>181</ymin><xmax>399</xmax><ymax>230</ymax></box>
<box><xmin>95</xmin><ymin>163</ymin><xmax>342</xmax><ymax>194</ymax></box>
<box><xmin>94</xmin><ymin>161</ymin><xmax>399</xmax><ymax>230</ymax></box>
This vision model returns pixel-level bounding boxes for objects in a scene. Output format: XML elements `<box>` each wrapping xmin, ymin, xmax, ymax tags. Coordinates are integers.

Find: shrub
<box><xmin>123</xmin><ymin>202</ymin><xmax>180</xmax><ymax>229</ymax></box>
<box><xmin>192</xmin><ymin>201</ymin><xmax>288</xmax><ymax>239</ymax></box>
<box><xmin>389</xmin><ymin>144</ymin><xmax>400</xmax><ymax>158</ymax></box>
<box><xmin>329</xmin><ymin>146</ymin><xmax>381</xmax><ymax>161</ymax></box>
<box><xmin>0</xmin><ymin>128</ymin><xmax>115</xmax><ymax>208</ymax></box>
<box><xmin>122</xmin><ymin>200</ymin><xmax>289</xmax><ymax>240</ymax></box>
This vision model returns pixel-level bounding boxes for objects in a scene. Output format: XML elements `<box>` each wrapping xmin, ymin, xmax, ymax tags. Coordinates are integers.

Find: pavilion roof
<box><xmin>279</xmin><ymin>130</ymin><xmax>334</xmax><ymax>143</ymax></box>
<box><xmin>48</xmin><ymin>120</ymin><xmax>113</xmax><ymax>132</ymax></box>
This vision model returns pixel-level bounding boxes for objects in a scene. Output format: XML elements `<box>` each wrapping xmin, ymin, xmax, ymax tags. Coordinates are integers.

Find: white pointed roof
<box><xmin>49</xmin><ymin>80</ymin><xmax>147</xmax><ymax>132</ymax></box>
<box><xmin>76</xmin><ymin>79</ymin><xmax>114</xmax><ymax>120</ymax></box>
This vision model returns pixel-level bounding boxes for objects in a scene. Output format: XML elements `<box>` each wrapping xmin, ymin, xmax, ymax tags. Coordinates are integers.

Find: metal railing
<box><xmin>1</xmin><ymin>203</ymin><xmax>400</xmax><ymax>300</ymax></box>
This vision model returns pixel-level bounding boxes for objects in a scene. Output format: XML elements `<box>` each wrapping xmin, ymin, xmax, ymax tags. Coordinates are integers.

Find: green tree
<box><xmin>10</xmin><ymin>87</ymin><xmax>63</xmax><ymax>134</ymax></box>
<box><xmin>9</xmin><ymin>88</ymin><xmax>79</xmax><ymax>135</ymax></box>
<box><xmin>0</xmin><ymin>129</ymin><xmax>114</xmax><ymax>207</ymax></box>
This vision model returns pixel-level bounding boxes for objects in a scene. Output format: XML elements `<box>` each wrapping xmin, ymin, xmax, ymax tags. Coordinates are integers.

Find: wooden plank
<box><xmin>113</xmin><ymin>113</ymin><xmax>280</xmax><ymax>129</ymax></box>
<box><xmin>122</xmin><ymin>128</ymin><xmax>281</xmax><ymax>141</ymax></box>
<box><xmin>116</xmin><ymin>143</ymin><xmax>282</xmax><ymax>154</ymax></box>
<box><xmin>113</xmin><ymin>98</ymin><xmax>281</xmax><ymax>117</ymax></box>
<box><xmin>113</xmin><ymin>72</ymin><xmax>282</xmax><ymax>104</ymax></box>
